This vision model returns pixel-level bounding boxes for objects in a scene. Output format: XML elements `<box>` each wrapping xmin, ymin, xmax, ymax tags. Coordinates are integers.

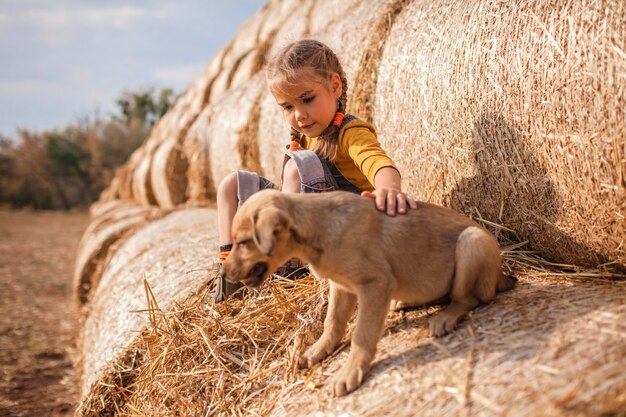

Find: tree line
<box><xmin>0</xmin><ymin>88</ymin><xmax>176</xmax><ymax>210</ymax></box>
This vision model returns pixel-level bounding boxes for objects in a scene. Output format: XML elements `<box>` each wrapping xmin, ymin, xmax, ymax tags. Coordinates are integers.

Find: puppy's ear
<box><xmin>252</xmin><ymin>206</ymin><xmax>292</xmax><ymax>256</ymax></box>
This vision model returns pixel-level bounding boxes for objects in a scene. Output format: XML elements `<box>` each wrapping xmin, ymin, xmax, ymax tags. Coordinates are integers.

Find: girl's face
<box><xmin>271</xmin><ymin>71</ymin><xmax>342</xmax><ymax>138</ymax></box>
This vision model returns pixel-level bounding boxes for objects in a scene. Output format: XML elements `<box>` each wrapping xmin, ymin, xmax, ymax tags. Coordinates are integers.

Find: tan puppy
<box><xmin>221</xmin><ymin>189</ymin><xmax>515</xmax><ymax>396</ymax></box>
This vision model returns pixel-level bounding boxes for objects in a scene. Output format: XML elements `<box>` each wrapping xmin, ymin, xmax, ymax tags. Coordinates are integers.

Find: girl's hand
<box><xmin>361</xmin><ymin>189</ymin><xmax>417</xmax><ymax>216</ymax></box>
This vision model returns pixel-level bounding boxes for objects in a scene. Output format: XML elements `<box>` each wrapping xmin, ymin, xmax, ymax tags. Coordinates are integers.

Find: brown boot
<box><xmin>214</xmin><ymin>274</ymin><xmax>243</xmax><ymax>303</ymax></box>
<box><xmin>213</xmin><ymin>244</ymin><xmax>243</xmax><ymax>303</ymax></box>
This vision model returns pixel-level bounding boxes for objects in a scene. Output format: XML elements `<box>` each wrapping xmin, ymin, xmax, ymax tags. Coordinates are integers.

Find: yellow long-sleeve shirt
<box><xmin>301</xmin><ymin>118</ymin><xmax>398</xmax><ymax>192</ymax></box>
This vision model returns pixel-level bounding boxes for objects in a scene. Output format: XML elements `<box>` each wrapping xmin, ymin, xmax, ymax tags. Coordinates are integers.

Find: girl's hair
<box><xmin>266</xmin><ymin>39</ymin><xmax>348</xmax><ymax>161</ymax></box>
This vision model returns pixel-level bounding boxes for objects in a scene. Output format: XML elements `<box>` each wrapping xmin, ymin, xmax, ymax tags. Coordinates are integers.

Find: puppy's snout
<box><xmin>219</xmin><ymin>262</ymin><xmax>239</xmax><ymax>284</ymax></box>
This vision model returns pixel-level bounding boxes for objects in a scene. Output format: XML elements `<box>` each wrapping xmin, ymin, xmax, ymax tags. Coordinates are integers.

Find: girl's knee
<box><xmin>283</xmin><ymin>158</ymin><xmax>301</xmax><ymax>183</ymax></box>
<box><xmin>217</xmin><ymin>172</ymin><xmax>238</xmax><ymax>200</ymax></box>
<box><xmin>282</xmin><ymin>158</ymin><xmax>302</xmax><ymax>193</ymax></box>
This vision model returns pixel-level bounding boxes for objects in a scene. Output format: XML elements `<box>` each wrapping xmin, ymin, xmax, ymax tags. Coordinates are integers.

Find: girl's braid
<box><xmin>290</xmin><ymin>126</ymin><xmax>304</xmax><ymax>147</ymax></box>
<box><xmin>311</xmin><ymin>47</ymin><xmax>348</xmax><ymax>161</ymax></box>
<box><xmin>337</xmin><ymin>66</ymin><xmax>348</xmax><ymax>114</ymax></box>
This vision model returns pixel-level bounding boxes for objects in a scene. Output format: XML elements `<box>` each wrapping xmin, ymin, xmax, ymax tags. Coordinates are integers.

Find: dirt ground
<box><xmin>0</xmin><ymin>209</ymin><xmax>90</xmax><ymax>417</ymax></box>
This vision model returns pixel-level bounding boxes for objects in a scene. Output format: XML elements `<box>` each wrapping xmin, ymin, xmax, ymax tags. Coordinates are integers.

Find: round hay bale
<box><xmin>150</xmin><ymin>138</ymin><xmax>189</xmax><ymax>209</ymax></box>
<box><xmin>89</xmin><ymin>198</ymin><xmax>133</xmax><ymax>219</ymax></box>
<box><xmin>214</xmin><ymin>0</ymin><xmax>304</xmax><ymax>93</ymax></box>
<box><xmin>87</xmin><ymin>203</ymin><xmax>149</xmax><ymax>235</ymax></box>
<box><xmin>77</xmin><ymin>208</ymin><xmax>219</xmax><ymax>415</ymax></box>
<box><xmin>74</xmin><ymin>218</ymin><xmax>144</xmax><ymax>309</ymax></box>
<box><xmin>236</xmin><ymin>89</ymin><xmax>265</xmax><ymax>175</ymax></box>
<box><xmin>116</xmin><ymin>149</ymin><xmax>144</xmax><ymax>201</ymax></box>
<box><xmin>256</xmin><ymin>88</ymin><xmax>290</xmax><ymax>184</ymax></box>
<box><xmin>204</xmin><ymin>77</ymin><xmax>266</xmax><ymax>185</ymax></box>
<box><xmin>131</xmin><ymin>145</ymin><xmax>158</xmax><ymax>206</ymax></box>
<box><xmin>73</xmin><ymin>203</ymin><xmax>161</xmax><ymax>309</ymax></box>
<box><xmin>96</xmin><ymin>176</ymin><xmax>120</xmax><ymax>203</ymax></box>
<box><xmin>207</xmin><ymin>3</ymin><xmax>269</xmax><ymax>103</ymax></box>
<box><xmin>375</xmin><ymin>0</ymin><xmax>625</xmax><ymax>268</ymax></box>
<box><xmin>182</xmin><ymin>126</ymin><xmax>215</xmax><ymax>205</ymax></box>
<box><xmin>228</xmin><ymin>49</ymin><xmax>263</xmax><ymax>90</ymax></box>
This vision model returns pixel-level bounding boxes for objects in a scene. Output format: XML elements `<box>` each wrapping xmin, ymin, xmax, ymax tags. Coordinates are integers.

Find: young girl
<box><xmin>214</xmin><ymin>39</ymin><xmax>416</xmax><ymax>301</ymax></box>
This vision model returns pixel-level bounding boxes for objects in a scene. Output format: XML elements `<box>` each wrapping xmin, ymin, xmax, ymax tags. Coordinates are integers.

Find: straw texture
<box><xmin>375</xmin><ymin>0</ymin><xmax>625</xmax><ymax>268</ymax></box>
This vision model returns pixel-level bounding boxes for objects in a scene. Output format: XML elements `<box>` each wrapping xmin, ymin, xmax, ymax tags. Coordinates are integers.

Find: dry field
<box><xmin>0</xmin><ymin>209</ymin><xmax>89</xmax><ymax>417</ymax></box>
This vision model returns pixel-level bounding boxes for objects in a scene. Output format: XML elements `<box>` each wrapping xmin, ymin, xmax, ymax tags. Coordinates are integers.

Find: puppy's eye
<box><xmin>236</xmin><ymin>240</ymin><xmax>249</xmax><ymax>249</ymax></box>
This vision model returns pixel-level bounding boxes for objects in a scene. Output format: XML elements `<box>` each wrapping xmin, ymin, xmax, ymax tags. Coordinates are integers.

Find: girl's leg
<box><xmin>215</xmin><ymin>171</ymin><xmax>279</xmax><ymax>302</ymax></box>
<box><xmin>282</xmin><ymin>158</ymin><xmax>302</xmax><ymax>193</ymax></box>
<box><xmin>283</xmin><ymin>150</ymin><xmax>338</xmax><ymax>193</ymax></box>
<box><xmin>217</xmin><ymin>172</ymin><xmax>238</xmax><ymax>247</ymax></box>
<box><xmin>215</xmin><ymin>172</ymin><xmax>240</xmax><ymax>302</ymax></box>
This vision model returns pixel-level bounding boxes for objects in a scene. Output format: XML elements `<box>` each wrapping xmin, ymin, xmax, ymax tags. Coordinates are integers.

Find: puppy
<box><xmin>221</xmin><ymin>189</ymin><xmax>515</xmax><ymax>396</ymax></box>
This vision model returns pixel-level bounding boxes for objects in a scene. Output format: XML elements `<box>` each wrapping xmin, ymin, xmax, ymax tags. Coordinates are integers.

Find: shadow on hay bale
<box><xmin>375</xmin><ymin>0</ymin><xmax>625</xmax><ymax>270</ymax></box>
<box><xmin>73</xmin><ymin>202</ymin><xmax>163</xmax><ymax>310</ymax></box>
<box><xmin>447</xmin><ymin>112</ymin><xmax>624</xmax><ymax>272</ymax></box>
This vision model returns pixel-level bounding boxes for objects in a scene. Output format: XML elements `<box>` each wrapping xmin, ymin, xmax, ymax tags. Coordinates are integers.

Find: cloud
<box><xmin>1</xmin><ymin>1</ymin><xmax>173</xmax><ymax>29</ymax></box>
<box><xmin>150</xmin><ymin>64</ymin><xmax>207</xmax><ymax>88</ymax></box>
<box><xmin>0</xmin><ymin>0</ymin><xmax>265</xmax><ymax>137</ymax></box>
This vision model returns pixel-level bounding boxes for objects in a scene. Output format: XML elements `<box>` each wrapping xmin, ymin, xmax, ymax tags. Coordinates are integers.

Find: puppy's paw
<box><xmin>298</xmin><ymin>342</ymin><xmax>332</xmax><ymax>369</ymax></box>
<box><xmin>429</xmin><ymin>313</ymin><xmax>458</xmax><ymax>337</ymax></box>
<box><xmin>331</xmin><ymin>363</ymin><xmax>365</xmax><ymax>397</ymax></box>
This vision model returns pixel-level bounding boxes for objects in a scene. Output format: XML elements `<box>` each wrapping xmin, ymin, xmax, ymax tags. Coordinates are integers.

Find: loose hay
<box><xmin>77</xmin><ymin>209</ymin><xmax>220</xmax><ymax>414</ymax></box>
<box><xmin>78</xmin><ymin>244</ymin><xmax>626</xmax><ymax>417</ymax></box>
<box><xmin>121</xmin><ymin>276</ymin><xmax>327</xmax><ymax>416</ymax></box>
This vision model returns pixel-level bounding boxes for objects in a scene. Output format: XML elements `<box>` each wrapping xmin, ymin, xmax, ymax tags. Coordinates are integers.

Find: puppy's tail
<box><xmin>496</xmin><ymin>274</ymin><xmax>517</xmax><ymax>292</ymax></box>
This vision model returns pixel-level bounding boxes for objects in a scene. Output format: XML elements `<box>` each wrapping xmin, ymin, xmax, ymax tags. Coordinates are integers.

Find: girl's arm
<box><xmin>362</xmin><ymin>166</ymin><xmax>417</xmax><ymax>216</ymax></box>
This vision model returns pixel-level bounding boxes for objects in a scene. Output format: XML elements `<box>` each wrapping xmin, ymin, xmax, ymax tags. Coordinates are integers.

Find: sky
<box><xmin>0</xmin><ymin>0</ymin><xmax>266</xmax><ymax>139</ymax></box>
